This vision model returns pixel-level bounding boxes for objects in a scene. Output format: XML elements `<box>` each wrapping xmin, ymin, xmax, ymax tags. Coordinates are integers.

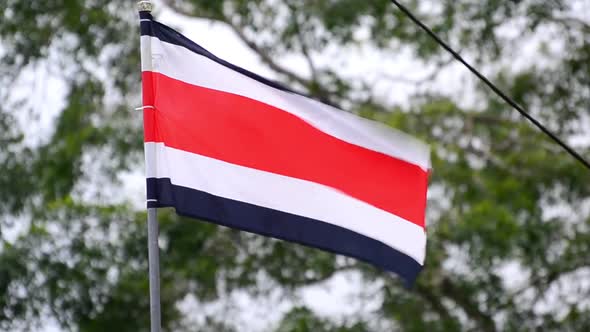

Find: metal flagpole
<box><xmin>137</xmin><ymin>1</ymin><xmax>161</xmax><ymax>332</ymax></box>
<box><xmin>147</xmin><ymin>207</ymin><xmax>161</xmax><ymax>332</ymax></box>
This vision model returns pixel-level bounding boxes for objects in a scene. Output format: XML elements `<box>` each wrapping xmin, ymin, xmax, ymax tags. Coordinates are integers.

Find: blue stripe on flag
<box><xmin>146</xmin><ymin>177</ymin><xmax>422</xmax><ymax>287</ymax></box>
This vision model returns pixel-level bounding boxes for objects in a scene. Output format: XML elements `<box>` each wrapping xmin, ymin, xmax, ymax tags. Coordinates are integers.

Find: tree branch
<box><xmin>414</xmin><ymin>282</ymin><xmax>459</xmax><ymax>326</ymax></box>
<box><xmin>162</xmin><ymin>0</ymin><xmax>340</xmax><ymax>105</ymax></box>
<box><xmin>287</xmin><ymin>6</ymin><xmax>318</xmax><ymax>83</ymax></box>
<box><xmin>548</xmin><ymin>15</ymin><xmax>590</xmax><ymax>32</ymax></box>
<box><xmin>440</xmin><ymin>277</ymin><xmax>497</xmax><ymax>332</ymax></box>
<box><xmin>160</xmin><ymin>0</ymin><xmax>223</xmax><ymax>21</ymax></box>
<box><xmin>374</xmin><ymin>55</ymin><xmax>454</xmax><ymax>88</ymax></box>
<box><xmin>162</xmin><ymin>1</ymin><xmax>308</xmax><ymax>86</ymax></box>
<box><xmin>222</xmin><ymin>21</ymin><xmax>311</xmax><ymax>88</ymax></box>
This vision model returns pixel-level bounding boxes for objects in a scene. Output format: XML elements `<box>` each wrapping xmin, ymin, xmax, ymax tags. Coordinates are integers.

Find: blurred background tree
<box><xmin>1</xmin><ymin>0</ymin><xmax>589</xmax><ymax>331</ymax></box>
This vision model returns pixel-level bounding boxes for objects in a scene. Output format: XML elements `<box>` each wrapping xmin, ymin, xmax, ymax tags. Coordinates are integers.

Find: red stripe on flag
<box><xmin>142</xmin><ymin>70</ymin><xmax>156</xmax><ymax>142</ymax></box>
<box><xmin>142</xmin><ymin>71</ymin><xmax>428</xmax><ymax>227</ymax></box>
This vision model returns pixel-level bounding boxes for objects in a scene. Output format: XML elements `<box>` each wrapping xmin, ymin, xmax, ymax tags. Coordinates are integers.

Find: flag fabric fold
<box><xmin>139</xmin><ymin>12</ymin><xmax>430</xmax><ymax>286</ymax></box>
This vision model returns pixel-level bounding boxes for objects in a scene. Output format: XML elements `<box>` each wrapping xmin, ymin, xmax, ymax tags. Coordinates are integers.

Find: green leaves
<box><xmin>276</xmin><ymin>307</ymin><xmax>368</xmax><ymax>332</ymax></box>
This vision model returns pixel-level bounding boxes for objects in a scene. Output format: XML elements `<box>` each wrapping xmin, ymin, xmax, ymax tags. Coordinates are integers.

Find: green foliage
<box><xmin>1</xmin><ymin>0</ymin><xmax>589</xmax><ymax>331</ymax></box>
<box><xmin>275</xmin><ymin>307</ymin><xmax>368</xmax><ymax>332</ymax></box>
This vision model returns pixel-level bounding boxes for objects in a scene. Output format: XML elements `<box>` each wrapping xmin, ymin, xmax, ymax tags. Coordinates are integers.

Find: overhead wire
<box><xmin>389</xmin><ymin>0</ymin><xmax>590</xmax><ymax>171</ymax></box>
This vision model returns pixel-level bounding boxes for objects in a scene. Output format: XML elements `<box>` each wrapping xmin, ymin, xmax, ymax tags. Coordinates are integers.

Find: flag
<box><xmin>139</xmin><ymin>12</ymin><xmax>430</xmax><ymax>286</ymax></box>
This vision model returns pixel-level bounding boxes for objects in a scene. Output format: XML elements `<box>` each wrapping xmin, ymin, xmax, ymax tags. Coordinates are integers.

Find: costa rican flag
<box><xmin>140</xmin><ymin>12</ymin><xmax>430</xmax><ymax>286</ymax></box>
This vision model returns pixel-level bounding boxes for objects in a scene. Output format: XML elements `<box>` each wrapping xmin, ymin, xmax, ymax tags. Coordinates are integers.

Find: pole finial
<box><xmin>137</xmin><ymin>0</ymin><xmax>153</xmax><ymax>12</ymax></box>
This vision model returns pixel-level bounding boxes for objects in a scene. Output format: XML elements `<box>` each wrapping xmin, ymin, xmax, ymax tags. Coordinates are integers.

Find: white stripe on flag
<box><xmin>145</xmin><ymin>142</ymin><xmax>426</xmax><ymax>264</ymax></box>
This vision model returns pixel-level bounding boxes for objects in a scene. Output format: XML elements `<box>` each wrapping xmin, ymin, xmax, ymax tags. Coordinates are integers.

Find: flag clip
<box><xmin>135</xmin><ymin>105</ymin><xmax>155</xmax><ymax>111</ymax></box>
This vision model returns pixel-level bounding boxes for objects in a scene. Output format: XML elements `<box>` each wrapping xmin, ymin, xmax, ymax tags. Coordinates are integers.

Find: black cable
<box><xmin>389</xmin><ymin>0</ymin><xmax>590</xmax><ymax>171</ymax></box>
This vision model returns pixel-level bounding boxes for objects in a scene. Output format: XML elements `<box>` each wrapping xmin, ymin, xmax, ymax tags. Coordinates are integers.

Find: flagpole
<box><xmin>137</xmin><ymin>1</ymin><xmax>161</xmax><ymax>332</ymax></box>
<box><xmin>147</xmin><ymin>207</ymin><xmax>161</xmax><ymax>332</ymax></box>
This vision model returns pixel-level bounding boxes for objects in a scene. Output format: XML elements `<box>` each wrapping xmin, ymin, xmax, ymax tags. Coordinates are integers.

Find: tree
<box><xmin>1</xmin><ymin>0</ymin><xmax>589</xmax><ymax>331</ymax></box>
